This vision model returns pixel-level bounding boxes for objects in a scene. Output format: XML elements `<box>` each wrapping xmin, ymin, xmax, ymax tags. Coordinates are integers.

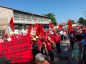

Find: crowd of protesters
<box><xmin>69</xmin><ymin>26</ymin><xmax>86</xmax><ymax>64</ymax></box>
<box><xmin>0</xmin><ymin>23</ymin><xmax>86</xmax><ymax>64</ymax></box>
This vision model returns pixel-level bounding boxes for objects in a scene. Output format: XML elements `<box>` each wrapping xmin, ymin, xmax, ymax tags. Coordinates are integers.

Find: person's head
<box><xmin>35</xmin><ymin>53</ymin><xmax>45</xmax><ymax>62</ymax></box>
<box><xmin>75</xmin><ymin>34</ymin><xmax>83</xmax><ymax>42</ymax></box>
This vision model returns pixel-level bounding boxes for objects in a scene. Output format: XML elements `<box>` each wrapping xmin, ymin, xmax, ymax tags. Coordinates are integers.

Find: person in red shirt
<box><xmin>45</xmin><ymin>35</ymin><xmax>54</xmax><ymax>62</ymax></box>
<box><xmin>55</xmin><ymin>33</ymin><xmax>61</xmax><ymax>53</ymax></box>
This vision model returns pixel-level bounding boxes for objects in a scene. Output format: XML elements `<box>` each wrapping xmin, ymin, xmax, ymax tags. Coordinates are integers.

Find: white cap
<box><xmin>35</xmin><ymin>53</ymin><xmax>45</xmax><ymax>62</ymax></box>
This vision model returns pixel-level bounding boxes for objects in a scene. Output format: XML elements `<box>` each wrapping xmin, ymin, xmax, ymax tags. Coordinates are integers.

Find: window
<box><xmin>0</xmin><ymin>30</ymin><xmax>5</xmax><ymax>36</ymax></box>
<box><xmin>26</xmin><ymin>15</ymin><xmax>31</xmax><ymax>21</ymax></box>
<box><xmin>14</xmin><ymin>13</ymin><xmax>19</xmax><ymax>20</ymax></box>
<box><xmin>14</xmin><ymin>25</ymin><xmax>22</xmax><ymax>30</ymax></box>
<box><xmin>32</xmin><ymin>16</ymin><xmax>38</xmax><ymax>21</ymax></box>
<box><xmin>20</xmin><ymin>14</ymin><xmax>25</xmax><ymax>20</ymax></box>
<box><xmin>40</xmin><ymin>18</ymin><xmax>44</xmax><ymax>22</ymax></box>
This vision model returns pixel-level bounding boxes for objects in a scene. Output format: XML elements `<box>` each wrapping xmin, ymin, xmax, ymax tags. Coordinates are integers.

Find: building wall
<box><xmin>0</xmin><ymin>7</ymin><xmax>13</xmax><ymax>35</ymax></box>
<box><xmin>13</xmin><ymin>11</ymin><xmax>51</xmax><ymax>33</ymax></box>
<box><xmin>14</xmin><ymin>11</ymin><xmax>51</xmax><ymax>24</ymax></box>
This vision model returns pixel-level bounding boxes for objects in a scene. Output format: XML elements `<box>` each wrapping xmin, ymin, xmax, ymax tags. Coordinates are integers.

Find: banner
<box><xmin>0</xmin><ymin>36</ymin><xmax>33</xmax><ymax>63</ymax></box>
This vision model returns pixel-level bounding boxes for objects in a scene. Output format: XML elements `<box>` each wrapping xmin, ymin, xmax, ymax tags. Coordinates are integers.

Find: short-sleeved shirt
<box><xmin>81</xmin><ymin>39</ymin><xmax>86</xmax><ymax>46</ymax></box>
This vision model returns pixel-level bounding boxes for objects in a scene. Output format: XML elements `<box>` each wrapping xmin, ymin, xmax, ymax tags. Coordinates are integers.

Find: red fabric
<box><xmin>68</xmin><ymin>20</ymin><xmax>73</xmax><ymax>31</ymax></box>
<box><xmin>64</xmin><ymin>30</ymin><xmax>68</xmax><ymax>34</ymax></box>
<box><xmin>10</xmin><ymin>17</ymin><xmax>14</xmax><ymax>31</ymax></box>
<box><xmin>0</xmin><ymin>36</ymin><xmax>33</xmax><ymax>63</ymax></box>
<box><xmin>49</xmin><ymin>23</ymin><xmax>54</xmax><ymax>28</ymax></box>
<box><xmin>69</xmin><ymin>25</ymin><xmax>73</xmax><ymax>32</ymax></box>
<box><xmin>45</xmin><ymin>39</ymin><xmax>52</xmax><ymax>51</ymax></box>
<box><xmin>37</xmin><ymin>39</ymin><xmax>42</xmax><ymax>51</ymax></box>
<box><xmin>34</xmin><ymin>24</ymin><xmax>39</xmax><ymax>36</ymax></box>
<box><xmin>27</xmin><ymin>25</ymin><xmax>32</xmax><ymax>36</ymax></box>
<box><xmin>83</xmin><ymin>27</ymin><xmax>86</xmax><ymax>33</ymax></box>
<box><xmin>68</xmin><ymin>19</ymin><xmax>72</xmax><ymax>26</ymax></box>
<box><xmin>50</xmin><ymin>34</ymin><xmax>55</xmax><ymax>42</ymax></box>
<box><xmin>36</xmin><ymin>24</ymin><xmax>45</xmax><ymax>37</ymax></box>
<box><xmin>55</xmin><ymin>34</ymin><xmax>60</xmax><ymax>43</ymax></box>
<box><xmin>58</xmin><ymin>24</ymin><xmax>63</xmax><ymax>29</ymax></box>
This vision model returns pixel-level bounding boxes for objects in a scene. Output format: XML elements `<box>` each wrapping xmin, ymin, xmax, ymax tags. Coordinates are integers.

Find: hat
<box><xmin>35</xmin><ymin>53</ymin><xmax>45</xmax><ymax>62</ymax></box>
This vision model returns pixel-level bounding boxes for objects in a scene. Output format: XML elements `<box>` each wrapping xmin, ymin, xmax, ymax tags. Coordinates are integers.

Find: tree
<box><xmin>44</xmin><ymin>13</ymin><xmax>57</xmax><ymax>25</ymax></box>
<box><xmin>71</xmin><ymin>20</ymin><xmax>76</xmax><ymax>24</ymax></box>
<box><xmin>78</xmin><ymin>17</ymin><xmax>86</xmax><ymax>25</ymax></box>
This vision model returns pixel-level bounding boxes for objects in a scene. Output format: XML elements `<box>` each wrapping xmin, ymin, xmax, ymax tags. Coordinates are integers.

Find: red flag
<box><xmin>38</xmin><ymin>24</ymin><xmax>45</xmax><ymax>37</ymax></box>
<box><xmin>27</xmin><ymin>25</ymin><xmax>32</xmax><ymax>36</ymax></box>
<box><xmin>58</xmin><ymin>24</ymin><xmax>62</xmax><ymax>29</ymax></box>
<box><xmin>68</xmin><ymin>19</ymin><xmax>72</xmax><ymax>26</ymax></box>
<box><xmin>10</xmin><ymin>17</ymin><xmax>14</xmax><ymax>31</ymax></box>
<box><xmin>49</xmin><ymin>23</ymin><xmax>54</xmax><ymax>28</ymax></box>
<box><xmin>34</xmin><ymin>24</ymin><xmax>39</xmax><ymax>36</ymax></box>
<box><xmin>68</xmin><ymin>20</ymin><xmax>73</xmax><ymax>31</ymax></box>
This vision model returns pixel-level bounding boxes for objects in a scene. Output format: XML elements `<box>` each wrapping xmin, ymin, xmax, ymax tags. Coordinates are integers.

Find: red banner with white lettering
<box><xmin>0</xmin><ymin>36</ymin><xmax>33</xmax><ymax>63</ymax></box>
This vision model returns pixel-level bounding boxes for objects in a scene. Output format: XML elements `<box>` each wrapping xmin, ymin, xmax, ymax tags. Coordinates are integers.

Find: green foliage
<box><xmin>78</xmin><ymin>17</ymin><xmax>86</xmax><ymax>25</ymax></box>
<box><xmin>44</xmin><ymin>13</ymin><xmax>57</xmax><ymax>25</ymax></box>
<box><xmin>71</xmin><ymin>20</ymin><xmax>76</xmax><ymax>24</ymax></box>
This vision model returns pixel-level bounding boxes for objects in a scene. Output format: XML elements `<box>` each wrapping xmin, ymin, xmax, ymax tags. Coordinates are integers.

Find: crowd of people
<box><xmin>69</xmin><ymin>26</ymin><xmax>86</xmax><ymax>64</ymax></box>
<box><xmin>0</xmin><ymin>23</ymin><xmax>86</xmax><ymax>64</ymax></box>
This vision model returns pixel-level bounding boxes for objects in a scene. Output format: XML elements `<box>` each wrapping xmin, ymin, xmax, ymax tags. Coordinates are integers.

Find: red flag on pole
<box><xmin>39</xmin><ymin>24</ymin><xmax>45</xmax><ymax>37</ymax></box>
<box><xmin>68</xmin><ymin>19</ymin><xmax>72</xmax><ymax>26</ymax></box>
<box><xmin>58</xmin><ymin>24</ymin><xmax>62</xmax><ymax>30</ymax></box>
<box><xmin>10</xmin><ymin>17</ymin><xmax>14</xmax><ymax>31</ymax></box>
<box><xmin>49</xmin><ymin>23</ymin><xmax>54</xmax><ymax>28</ymax></box>
<box><xmin>27</xmin><ymin>25</ymin><xmax>33</xmax><ymax>36</ymax></box>
<box><xmin>68</xmin><ymin>20</ymin><xmax>73</xmax><ymax>31</ymax></box>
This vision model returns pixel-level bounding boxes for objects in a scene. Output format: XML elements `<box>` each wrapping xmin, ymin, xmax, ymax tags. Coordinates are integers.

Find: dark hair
<box><xmin>75</xmin><ymin>34</ymin><xmax>83</xmax><ymax>41</ymax></box>
<box><xmin>41</xmin><ymin>38</ymin><xmax>44</xmax><ymax>42</ymax></box>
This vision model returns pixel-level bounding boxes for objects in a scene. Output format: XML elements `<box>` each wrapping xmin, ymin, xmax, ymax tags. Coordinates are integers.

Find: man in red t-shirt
<box><xmin>55</xmin><ymin>33</ymin><xmax>61</xmax><ymax>53</ymax></box>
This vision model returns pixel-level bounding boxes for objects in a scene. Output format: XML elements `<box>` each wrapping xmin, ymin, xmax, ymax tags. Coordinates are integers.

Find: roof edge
<box><xmin>0</xmin><ymin>6</ymin><xmax>51</xmax><ymax>19</ymax></box>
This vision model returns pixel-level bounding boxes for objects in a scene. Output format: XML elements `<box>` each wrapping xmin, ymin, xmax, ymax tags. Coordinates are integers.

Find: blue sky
<box><xmin>0</xmin><ymin>0</ymin><xmax>86</xmax><ymax>24</ymax></box>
